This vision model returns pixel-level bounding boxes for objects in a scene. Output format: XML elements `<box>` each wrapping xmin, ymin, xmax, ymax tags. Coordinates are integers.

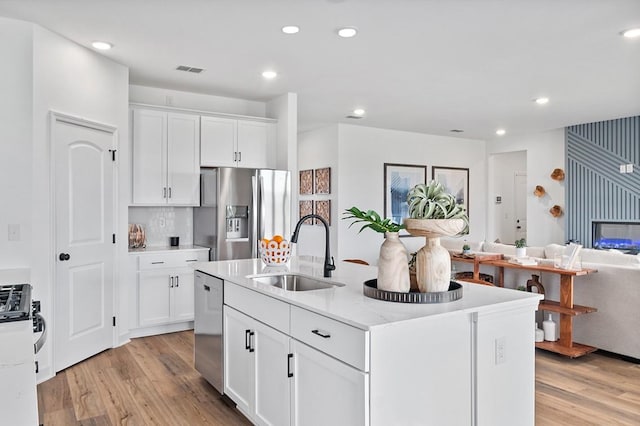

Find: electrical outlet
<box><xmin>495</xmin><ymin>337</ymin><xmax>506</xmax><ymax>365</ymax></box>
<box><xmin>8</xmin><ymin>224</ymin><xmax>20</xmax><ymax>241</ymax></box>
<box><xmin>159</xmin><ymin>217</ymin><xmax>166</xmax><ymax>228</ymax></box>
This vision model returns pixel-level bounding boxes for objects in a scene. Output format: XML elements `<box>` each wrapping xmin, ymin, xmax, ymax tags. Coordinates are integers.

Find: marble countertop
<box><xmin>195</xmin><ymin>256</ymin><xmax>543</xmax><ymax>330</ymax></box>
<box><xmin>128</xmin><ymin>245</ymin><xmax>209</xmax><ymax>254</ymax></box>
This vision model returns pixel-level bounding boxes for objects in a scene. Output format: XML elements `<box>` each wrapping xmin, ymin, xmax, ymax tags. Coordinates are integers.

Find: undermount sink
<box><xmin>248</xmin><ymin>273</ymin><xmax>345</xmax><ymax>292</ymax></box>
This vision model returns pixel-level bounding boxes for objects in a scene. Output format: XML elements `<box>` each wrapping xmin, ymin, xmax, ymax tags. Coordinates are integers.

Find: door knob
<box><xmin>59</xmin><ymin>253</ymin><xmax>70</xmax><ymax>261</ymax></box>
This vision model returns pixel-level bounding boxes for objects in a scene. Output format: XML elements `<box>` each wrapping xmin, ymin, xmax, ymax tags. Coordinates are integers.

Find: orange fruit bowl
<box><xmin>259</xmin><ymin>238</ymin><xmax>291</xmax><ymax>265</ymax></box>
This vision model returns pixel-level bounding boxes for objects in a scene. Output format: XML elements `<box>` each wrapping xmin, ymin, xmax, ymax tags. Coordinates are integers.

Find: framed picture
<box><xmin>315</xmin><ymin>200</ymin><xmax>331</xmax><ymax>226</ymax></box>
<box><xmin>299</xmin><ymin>200</ymin><xmax>314</xmax><ymax>224</ymax></box>
<box><xmin>432</xmin><ymin>166</ymin><xmax>469</xmax><ymax>216</ymax></box>
<box><xmin>384</xmin><ymin>163</ymin><xmax>427</xmax><ymax>235</ymax></box>
<box><xmin>299</xmin><ymin>169</ymin><xmax>314</xmax><ymax>195</ymax></box>
<box><xmin>315</xmin><ymin>167</ymin><xmax>331</xmax><ymax>194</ymax></box>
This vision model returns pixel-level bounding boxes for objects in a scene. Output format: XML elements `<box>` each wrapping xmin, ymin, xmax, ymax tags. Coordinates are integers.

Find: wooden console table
<box><xmin>451</xmin><ymin>254</ymin><xmax>598</xmax><ymax>358</ymax></box>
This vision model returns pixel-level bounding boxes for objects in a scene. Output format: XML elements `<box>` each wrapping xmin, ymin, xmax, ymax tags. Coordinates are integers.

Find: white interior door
<box><xmin>514</xmin><ymin>172</ymin><xmax>527</xmax><ymax>241</ymax></box>
<box><xmin>53</xmin><ymin>115</ymin><xmax>115</xmax><ymax>372</ymax></box>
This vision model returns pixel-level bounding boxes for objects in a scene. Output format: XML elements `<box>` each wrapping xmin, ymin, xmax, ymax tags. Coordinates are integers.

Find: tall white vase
<box><xmin>416</xmin><ymin>237</ymin><xmax>451</xmax><ymax>292</ymax></box>
<box><xmin>403</xmin><ymin>218</ymin><xmax>466</xmax><ymax>293</ymax></box>
<box><xmin>377</xmin><ymin>232</ymin><xmax>410</xmax><ymax>292</ymax></box>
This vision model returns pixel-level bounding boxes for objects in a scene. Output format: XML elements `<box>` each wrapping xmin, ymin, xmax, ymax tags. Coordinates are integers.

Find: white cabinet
<box><xmin>131</xmin><ymin>249</ymin><xmax>208</xmax><ymax>336</ymax></box>
<box><xmin>291</xmin><ymin>340</ymin><xmax>368</xmax><ymax>426</ymax></box>
<box><xmin>223</xmin><ymin>281</ymin><xmax>368</xmax><ymax>426</ymax></box>
<box><xmin>131</xmin><ymin>108</ymin><xmax>200</xmax><ymax>206</ymax></box>
<box><xmin>224</xmin><ymin>306</ymin><xmax>291</xmax><ymax>426</ymax></box>
<box><xmin>201</xmin><ymin>116</ymin><xmax>275</xmax><ymax>169</ymax></box>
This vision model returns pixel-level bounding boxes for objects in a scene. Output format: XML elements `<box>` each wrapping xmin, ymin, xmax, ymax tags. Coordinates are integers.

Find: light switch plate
<box><xmin>620</xmin><ymin>164</ymin><xmax>626</xmax><ymax>173</ymax></box>
<box><xmin>8</xmin><ymin>224</ymin><xmax>20</xmax><ymax>241</ymax></box>
<box><xmin>626</xmin><ymin>164</ymin><xmax>634</xmax><ymax>173</ymax></box>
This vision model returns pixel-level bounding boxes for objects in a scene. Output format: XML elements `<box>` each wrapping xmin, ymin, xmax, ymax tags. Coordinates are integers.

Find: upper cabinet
<box><xmin>131</xmin><ymin>108</ymin><xmax>200</xmax><ymax>206</ymax></box>
<box><xmin>201</xmin><ymin>116</ymin><xmax>275</xmax><ymax>169</ymax></box>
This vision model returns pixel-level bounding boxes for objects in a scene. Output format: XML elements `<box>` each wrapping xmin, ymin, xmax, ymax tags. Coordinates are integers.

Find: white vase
<box><xmin>416</xmin><ymin>237</ymin><xmax>451</xmax><ymax>292</ymax></box>
<box><xmin>403</xmin><ymin>219</ymin><xmax>464</xmax><ymax>293</ymax></box>
<box><xmin>516</xmin><ymin>247</ymin><xmax>526</xmax><ymax>258</ymax></box>
<box><xmin>377</xmin><ymin>232</ymin><xmax>410</xmax><ymax>292</ymax></box>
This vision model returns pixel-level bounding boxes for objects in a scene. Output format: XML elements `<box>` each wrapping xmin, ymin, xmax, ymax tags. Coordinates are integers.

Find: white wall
<box><xmin>338</xmin><ymin>124</ymin><xmax>487</xmax><ymax>265</ymax></box>
<box><xmin>267</xmin><ymin>93</ymin><xmax>298</xmax><ymax>226</ymax></box>
<box><xmin>129</xmin><ymin>84</ymin><xmax>266</xmax><ymax>117</ymax></box>
<box><xmin>487</xmin><ymin>129</ymin><xmax>565</xmax><ymax>247</ymax></box>
<box><xmin>0</xmin><ymin>17</ymin><xmax>33</xmax><ymax>268</ymax></box>
<box><xmin>29</xmin><ymin>25</ymin><xmax>129</xmax><ymax>379</ymax></box>
<box><xmin>297</xmin><ymin>125</ymin><xmax>339</xmax><ymax>259</ymax></box>
<box><xmin>491</xmin><ymin>151</ymin><xmax>526</xmax><ymax>244</ymax></box>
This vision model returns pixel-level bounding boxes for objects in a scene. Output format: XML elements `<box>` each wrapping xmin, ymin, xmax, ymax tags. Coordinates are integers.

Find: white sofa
<box><xmin>443</xmin><ymin>239</ymin><xmax>640</xmax><ymax>360</ymax></box>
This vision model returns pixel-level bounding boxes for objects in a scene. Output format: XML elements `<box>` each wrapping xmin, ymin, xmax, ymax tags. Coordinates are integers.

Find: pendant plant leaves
<box><xmin>342</xmin><ymin>207</ymin><xmax>404</xmax><ymax>234</ymax></box>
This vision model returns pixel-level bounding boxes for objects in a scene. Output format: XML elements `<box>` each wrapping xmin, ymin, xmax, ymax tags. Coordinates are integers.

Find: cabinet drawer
<box><xmin>290</xmin><ymin>306</ymin><xmax>369</xmax><ymax>372</ymax></box>
<box><xmin>138</xmin><ymin>250</ymin><xmax>208</xmax><ymax>270</ymax></box>
<box><xmin>224</xmin><ymin>282</ymin><xmax>289</xmax><ymax>334</ymax></box>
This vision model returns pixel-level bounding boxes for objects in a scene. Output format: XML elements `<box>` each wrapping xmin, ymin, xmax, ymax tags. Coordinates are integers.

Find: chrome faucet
<box><xmin>291</xmin><ymin>214</ymin><xmax>336</xmax><ymax>277</ymax></box>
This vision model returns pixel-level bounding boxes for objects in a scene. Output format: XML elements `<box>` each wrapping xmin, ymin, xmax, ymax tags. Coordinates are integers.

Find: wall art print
<box><xmin>432</xmin><ymin>166</ymin><xmax>469</xmax><ymax>216</ymax></box>
<box><xmin>384</xmin><ymin>163</ymin><xmax>427</xmax><ymax>236</ymax></box>
<box><xmin>314</xmin><ymin>200</ymin><xmax>331</xmax><ymax>226</ymax></box>
<box><xmin>299</xmin><ymin>200</ymin><xmax>314</xmax><ymax>225</ymax></box>
<box><xmin>315</xmin><ymin>167</ymin><xmax>331</xmax><ymax>194</ymax></box>
<box><xmin>299</xmin><ymin>169</ymin><xmax>314</xmax><ymax>195</ymax></box>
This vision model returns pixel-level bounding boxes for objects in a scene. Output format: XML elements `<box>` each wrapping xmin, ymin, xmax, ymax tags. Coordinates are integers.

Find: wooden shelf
<box><xmin>538</xmin><ymin>300</ymin><xmax>597</xmax><ymax>316</ymax></box>
<box><xmin>535</xmin><ymin>340</ymin><xmax>598</xmax><ymax>358</ymax></box>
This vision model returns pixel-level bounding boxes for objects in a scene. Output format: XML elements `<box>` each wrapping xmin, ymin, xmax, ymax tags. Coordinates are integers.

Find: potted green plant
<box><xmin>462</xmin><ymin>243</ymin><xmax>471</xmax><ymax>255</ymax></box>
<box><xmin>343</xmin><ymin>207</ymin><xmax>409</xmax><ymax>293</ymax></box>
<box><xmin>515</xmin><ymin>238</ymin><xmax>527</xmax><ymax>258</ymax></box>
<box><xmin>403</xmin><ymin>181</ymin><xmax>469</xmax><ymax>292</ymax></box>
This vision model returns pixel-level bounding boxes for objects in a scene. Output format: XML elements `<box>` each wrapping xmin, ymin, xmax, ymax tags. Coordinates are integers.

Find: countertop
<box><xmin>128</xmin><ymin>245</ymin><xmax>209</xmax><ymax>254</ymax></box>
<box><xmin>195</xmin><ymin>256</ymin><xmax>543</xmax><ymax>331</ymax></box>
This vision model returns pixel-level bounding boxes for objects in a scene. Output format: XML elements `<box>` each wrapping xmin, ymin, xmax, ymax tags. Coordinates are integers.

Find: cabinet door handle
<box><xmin>311</xmin><ymin>329</ymin><xmax>331</xmax><ymax>339</ymax></box>
<box><xmin>204</xmin><ymin>285</ymin><xmax>210</xmax><ymax>292</ymax></box>
<box><xmin>245</xmin><ymin>329</ymin><xmax>251</xmax><ymax>350</ymax></box>
<box><xmin>238</xmin><ymin>151</ymin><xmax>242</xmax><ymax>162</ymax></box>
<box><xmin>168</xmin><ymin>187</ymin><xmax>172</xmax><ymax>198</ymax></box>
<box><xmin>163</xmin><ymin>187</ymin><xmax>167</xmax><ymax>199</ymax></box>
<box><xmin>234</xmin><ymin>151</ymin><xmax>237</xmax><ymax>162</ymax></box>
<box><xmin>170</xmin><ymin>276</ymin><xmax>174</xmax><ymax>288</ymax></box>
<box><xmin>175</xmin><ymin>276</ymin><xmax>179</xmax><ymax>287</ymax></box>
<box><xmin>249</xmin><ymin>331</ymin><xmax>255</xmax><ymax>353</ymax></box>
<box><xmin>287</xmin><ymin>353</ymin><xmax>294</xmax><ymax>378</ymax></box>
<box><xmin>186</xmin><ymin>259</ymin><xmax>198</xmax><ymax>262</ymax></box>
<box><xmin>151</xmin><ymin>261</ymin><xmax>165</xmax><ymax>264</ymax></box>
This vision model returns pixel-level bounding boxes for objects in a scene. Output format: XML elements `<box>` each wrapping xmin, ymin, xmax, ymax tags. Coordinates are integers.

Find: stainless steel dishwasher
<box><xmin>194</xmin><ymin>270</ymin><xmax>224</xmax><ymax>394</ymax></box>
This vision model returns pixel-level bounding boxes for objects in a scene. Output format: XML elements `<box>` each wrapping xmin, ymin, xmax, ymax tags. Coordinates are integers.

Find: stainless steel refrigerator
<box><xmin>194</xmin><ymin>167</ymin><xmax>291</xmax><ymax>261</ymax></box>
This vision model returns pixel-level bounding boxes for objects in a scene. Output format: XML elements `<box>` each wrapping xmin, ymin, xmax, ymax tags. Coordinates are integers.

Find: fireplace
<box><xmin>592</xmin><ymin>221</ymin><xmax>640</xmax><ymax>253</ymax></box>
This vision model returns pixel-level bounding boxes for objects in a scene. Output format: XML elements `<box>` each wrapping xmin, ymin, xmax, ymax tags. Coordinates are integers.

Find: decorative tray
<box><xmin>363</xmin><ymin>279</ymin><xmax>463</xmax><ymax>304</ymax></box>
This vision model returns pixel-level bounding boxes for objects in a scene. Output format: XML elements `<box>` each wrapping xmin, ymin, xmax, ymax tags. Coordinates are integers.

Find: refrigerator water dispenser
<box><xmin>226</xmin><ymin>205</ymin><xmax>249</xmax><ymax>240</ymax></box>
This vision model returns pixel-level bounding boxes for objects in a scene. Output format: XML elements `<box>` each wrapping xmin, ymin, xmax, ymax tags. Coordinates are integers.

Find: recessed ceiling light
<box><xmin>496</xmin><ymin>129</ymin><xmax>506</xmax><ymax>136</ymax></box>
<box><xmin>621</xmin><ymin>28</ymin><xmax>640</xmax><ymax>38</ymax></box>
<box><xmin>92</xmin><ymin>41</ymin><xmax>113</xmax><ymax>50</ymax></box>
<box><xmin>337</xmin><ymin>27</ymin><xmax>358</xmax><ymax>38</ymax></box>
<box><xmin>262</xmin><ymin>70</ymin><xmax>277</xmax><ymax>79</ymax></box>
<box><xmin>353</xmin><ymin>108</ymin><xmax>365</xmax><ymax>116</ymax></box>
<box><xmin>535</xmin><ymin>97</ymin><xmax>550</xmax><ymax>105</ymax></box>
<box><xmin>282</xmin><ymin>25</ymin><xmax>300</xmax><ymax>34</ymax></box>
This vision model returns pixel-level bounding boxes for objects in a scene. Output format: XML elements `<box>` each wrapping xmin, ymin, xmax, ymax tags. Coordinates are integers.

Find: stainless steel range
<box><xmin>0</xmin><ymin>282</ymin><xmax>46</xmax><ymax>425</ymax></box>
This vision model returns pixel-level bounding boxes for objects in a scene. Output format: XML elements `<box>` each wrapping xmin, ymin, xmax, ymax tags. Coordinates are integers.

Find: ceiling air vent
<box><xmin>345</xmin><ymin>115</ymin><xmax>363</xmax><ymax>119</ymax></box>
<box><xmin>176</xmin><ymin>65</ymin><xmax>205</xmax><ymax>74</ymax></box>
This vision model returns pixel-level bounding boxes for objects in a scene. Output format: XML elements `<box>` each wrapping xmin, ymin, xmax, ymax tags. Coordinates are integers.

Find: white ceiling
<box><xmin>1</xmin><ymin>0</ymin><xmax>639</xmax><ymax>140</ymax></box>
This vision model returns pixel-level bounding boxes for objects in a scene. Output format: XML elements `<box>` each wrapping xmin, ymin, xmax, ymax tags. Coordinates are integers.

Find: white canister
<box><xmin>535</xmin><ymin>326</ymin><xmax>544</xmax><ymax>343</ymax></box>
<box><xmin>542</xmin><ymin>314</ymin><xmax>557</xmax><ymax>341</ymax></box>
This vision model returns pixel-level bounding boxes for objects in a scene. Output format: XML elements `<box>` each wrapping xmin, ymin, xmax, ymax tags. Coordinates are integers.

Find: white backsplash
<box><xmin>128</xmin><ymin>207</ymin><xmax>193</xmax><ymax>247</ymax></box>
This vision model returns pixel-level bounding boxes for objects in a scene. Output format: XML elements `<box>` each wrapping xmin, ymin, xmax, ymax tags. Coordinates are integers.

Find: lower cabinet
<box><xmin>291</xmin><ymin>339</ymin><xmax>368</xmax><ymax>426</ymax></box>
<box><xmin>138</xmin><ymin>268</ymin><xmax>195</xmax><ymax>327</ymax></box>
<box><xmin>224</xmin><ymin>305</ymin><xmax>367</xmax><ymax>426</ymax></box>
<box><xmin>224</xmin><ymin>306</ymin><xmax>290</xmax><ymax>426</ymax></box>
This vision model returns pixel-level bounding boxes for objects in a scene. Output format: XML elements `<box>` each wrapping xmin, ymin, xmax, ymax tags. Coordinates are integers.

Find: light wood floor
<box><xmin>38</xmin><ymin>331</ymin><xmax>640</xmax><ymax>425</ymax></box>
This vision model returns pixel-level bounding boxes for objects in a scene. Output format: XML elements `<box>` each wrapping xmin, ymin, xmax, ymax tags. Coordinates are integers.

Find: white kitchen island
<box><xmin>195</xmin><ymin>256</ymin><xmax>542</xmax><ymax>426</ymax></box>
